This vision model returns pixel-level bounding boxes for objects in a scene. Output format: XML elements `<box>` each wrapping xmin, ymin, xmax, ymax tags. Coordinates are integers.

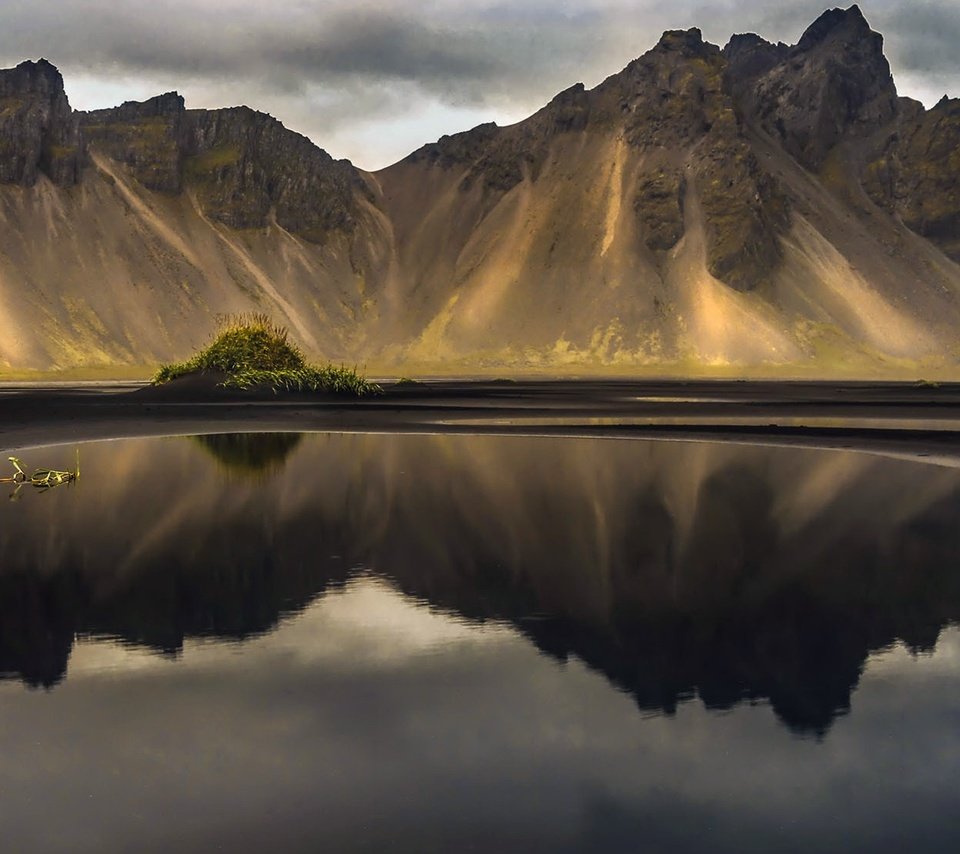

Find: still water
<box><xmin>1</xmin><ymin>433</ymin><xmax>959</xmax><ymax>852</ymax></box>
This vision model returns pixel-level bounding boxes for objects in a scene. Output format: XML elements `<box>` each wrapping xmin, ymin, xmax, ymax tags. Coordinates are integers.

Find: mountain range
<box><xmin>1</xmin><ymin>4</ymin><xmax>959</xmax><ymax>375</ymax></box>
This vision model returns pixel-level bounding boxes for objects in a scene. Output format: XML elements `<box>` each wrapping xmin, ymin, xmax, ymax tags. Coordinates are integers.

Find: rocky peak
<box><xmin>933</xmin><ymin>94</ymin><xmax>958</xmax><ymax>113</ymax></box>
<box><xmin>723</xmin><ymin>34</ymin><xmax>789</xmax><ymax>88</ymax></box>
<box><xmin>796</xmin><ymin>5</ymin><xmax>872</xmax><ymax>52</ymax></box>
<box><xmin>0</xmin><ymin>58</ymin><xmax>65</xmax><ymax>96</ymax></box>
<box><xmin>655</xmin><ymin>27</ymin><xmax>714</xmax><ymax>57</ymax></box>
<box><xmin>725</xmin><ymin>33</ymin><xmax>771</xmax><ymax>54</ymax></box>
<box><xmin>0</xmin><ymin>58</ymin><xmax>80</xmax><ymax>186</ymax></box>
<box><xmin>607</xmin><ymin>29</ymin><xmax>725</xmax><ymax>146</ymax></box>
<box><xmin>739</xmin><ymin>5</ymin><xmax>896</xmax><ymax>170</ymax></box>
<box><xmin>589</xmin><ymin>29</ymin><xmax>788</xmax><ymax>291</ymax></box>
<box><xmin>528</xmin><ymin>82</ymin><xmax>592</xmax><ymax>137</ymax></box>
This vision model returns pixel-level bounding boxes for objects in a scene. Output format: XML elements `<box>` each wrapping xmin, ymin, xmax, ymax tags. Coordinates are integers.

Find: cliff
<box><xmin>0</xmin><ymin>59</ymin><xmax>80</xmax><ymax>186</ymax></box>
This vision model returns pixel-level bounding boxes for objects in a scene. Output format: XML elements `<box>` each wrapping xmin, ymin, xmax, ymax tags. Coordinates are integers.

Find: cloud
<box><xmin>880</xmin><ymin>0</ymin><xmax>960</xmax><ymax>75</ymax></box>
<box><xmin>0</xmin><ymin>1</ymin><xmax>958</xmax><ymax>168</ymax></box>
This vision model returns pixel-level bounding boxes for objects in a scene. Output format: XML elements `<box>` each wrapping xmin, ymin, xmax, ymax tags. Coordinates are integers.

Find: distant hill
<box><xmin>2</xmin><ymin>5</ymin><xmax>959</xmax><ymax>375</ymax></box>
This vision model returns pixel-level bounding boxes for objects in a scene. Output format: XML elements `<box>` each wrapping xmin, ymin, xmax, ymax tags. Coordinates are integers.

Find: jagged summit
<box><xmin>655</xmin><ymin>27</ymin><xmax>712</xmax><ymax>54</ymax></box>
<box><xmin>726</xmin><ymin>32</ymin><xmax>771</xmax><ymax>49</ymax></box>
<box><xmin>797</xmin><ymin>4</ymin><xmax>872</xmax><ymax>50</ymax></box>
<box><xmin>109</xmin><ymin>91</ymin><xmax>185</xmax><ymax>117</ymax></box>
<box><xmin>79</xmin><ymin>88</ymin><xmax>368</xmax><ymax>235</ymax></box>
<box><xmin>7</xmin><ymin>58</ymin><xmax>65</xmax><ymax>87</ymax></box>
<box><xmin>0</xmin><ymin>57</ymin><xmax>80</xmax><ymax>186</ymax></box>
<box><xmin>723</xmin><ymin>33</ymin><xmax>788</xmax><ymax>69</ymax></box>
<box><xmin>732</xmin><ymin>4</ymin><xmax>896</xmax><ymax>170</ymax></box>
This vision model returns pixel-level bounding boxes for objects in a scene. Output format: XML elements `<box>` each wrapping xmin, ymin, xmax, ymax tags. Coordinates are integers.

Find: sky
<box><xmin>0</xmin><ymin>0</ymin><xmax>958</xmax><ymax>170</ymax></box>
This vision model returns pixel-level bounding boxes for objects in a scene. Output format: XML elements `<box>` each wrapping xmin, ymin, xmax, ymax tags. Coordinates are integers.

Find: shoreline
<box><xmin>4</xmin><ymin>379</ymin><xmax>960</xmax><ymax>464</ymax></box>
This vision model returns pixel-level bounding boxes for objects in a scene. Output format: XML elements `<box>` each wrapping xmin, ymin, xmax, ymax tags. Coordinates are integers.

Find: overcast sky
<box><xmin>1</xmin><ymin>1</ymin><xmax>957</xmax><ymax>170</ymax></box>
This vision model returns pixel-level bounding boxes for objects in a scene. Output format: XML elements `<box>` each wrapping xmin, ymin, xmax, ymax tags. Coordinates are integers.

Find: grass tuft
<box><xmin>153</xmin><ymin>313</ymin><xmax>380</xmax><ymax>396</ymax></box>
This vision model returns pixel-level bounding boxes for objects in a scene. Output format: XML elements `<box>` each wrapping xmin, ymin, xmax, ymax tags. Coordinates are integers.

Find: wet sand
<box><xmin>4</xmin><ymin>379</ymin><xmax>960</xmax><ymax>461</ymax></box>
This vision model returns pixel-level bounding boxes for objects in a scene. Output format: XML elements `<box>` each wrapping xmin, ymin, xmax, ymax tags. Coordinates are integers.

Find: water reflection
<box><xmin>193</xmin><ymin>432</ymin><xmax>303</xmax><ymax>477</ymax></box>
<box><xmin>1</xmin><ymin>433</ymin><xmax>959</xmax><ymax>736</ymax></box>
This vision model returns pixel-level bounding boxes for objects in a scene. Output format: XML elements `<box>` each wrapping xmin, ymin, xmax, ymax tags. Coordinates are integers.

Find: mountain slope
<box><xmin>1</xmin><ymin>5</ymin><xmax>959</xmax><ymax>374</ymax></box>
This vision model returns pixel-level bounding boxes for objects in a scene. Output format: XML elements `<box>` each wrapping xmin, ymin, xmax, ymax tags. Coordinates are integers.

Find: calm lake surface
<box><xmin>1</xmin><ymin>433</ymin><xmax>959</xmax><ymax>852</ymax></box>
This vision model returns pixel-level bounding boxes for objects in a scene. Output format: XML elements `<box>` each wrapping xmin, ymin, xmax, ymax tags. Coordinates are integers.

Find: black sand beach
<box><xmin>4</xmin><ymin>379</ymin><xmax>960</xmax><ymax>460</ymax></box>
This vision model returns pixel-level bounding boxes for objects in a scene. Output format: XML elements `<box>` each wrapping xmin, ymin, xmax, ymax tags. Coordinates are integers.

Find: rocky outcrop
<box><xmin>182</xmin><ymin>107</ymin><xmax>369</xmax><ymax>240</ymax></box>
<box><xmin>695</xmin><ymin>121</ymin><xmax>789</xmax><ymax>290</ymax></box>
<box><xmin>722</xmin><ymin>33</ymin><xmax>789</xmax><ymax>93</ymax></box>
<box><xmin>605</xmin><ymin>28</ymin><xmax>727</xmax><ymax>148</ymax></box>
<box><xmin>737</xmin><ymin>6</ymin><xmax>898</xmax><ymax>171</ymax></box>
<box><xmin>80</xmin><ymin>96</ymin><xmax>370</xmax><ymax>241</ymax></box>
<box><xmin>895</xmin><ymin>97</ymin><xmax>960</xmax><ymax>261</ymax></box>
<box><xmin>81</xmin><ymin>92</ymin><xmax>186</xmax><ymax>192</ymax></box>
<box><xmin>601</xmin><ymin>28</ymin><xmax>788</xmax><ymax>289</ymax></box>
<box><xmin>0</xmin><ymin>59</ymin><xmax>81</xmax><ymax>186</ymax></box>
<box><xmin>862</xmin><ymin>96</ymin><xmax>960</xmax><ymax>261</ymax></box>
<box><xmin>722</xmin><ymin>7</ymin><xmax>960</xmax><ymax>267</ymax></box>
<box><xmin>635</xmin><ymin>169</ymin><xmax>685</xmax><ymax>252</ymax></box>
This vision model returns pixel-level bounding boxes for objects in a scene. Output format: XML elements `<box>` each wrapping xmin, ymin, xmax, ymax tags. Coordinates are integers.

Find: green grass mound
<box><xmin>152</xmin><ymin>314</ymin><xmax>380</xmax><ymax>396</ymax></box>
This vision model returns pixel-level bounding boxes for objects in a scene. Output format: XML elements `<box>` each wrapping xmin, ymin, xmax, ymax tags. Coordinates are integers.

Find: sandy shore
<box><xmin>4</xmin><ymin>379</ymin><xmax>960</xmax><ymax>461</ymax></box>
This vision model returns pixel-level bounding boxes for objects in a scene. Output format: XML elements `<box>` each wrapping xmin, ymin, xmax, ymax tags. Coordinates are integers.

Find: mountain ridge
<box><xmin>1</xmin><ymin>4</ymin><xmax>959</xmax><ymax>374</ymax></box>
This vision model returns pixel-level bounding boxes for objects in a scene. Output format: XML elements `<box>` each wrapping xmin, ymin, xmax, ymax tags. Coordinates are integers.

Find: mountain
<box><xmin>1</xmin><ymin>5</ymin><xmax>959</xmax><ymax>375</ymax></box>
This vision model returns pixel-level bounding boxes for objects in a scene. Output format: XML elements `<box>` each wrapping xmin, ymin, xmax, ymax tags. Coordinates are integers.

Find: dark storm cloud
<box><xmin>277</xmin><ymin>12</ymin><xmax>495</xmax><ymax>83</ymax></box>
<box><xmin>0</xmin><ymin>2</ymin><xmax>601</xmax><ymax>104</ymax></box>
<box><xmin>881</xmin><ymin>1</ymin><xmax>960</xmax><ymax>74</ymax></box>
<box><xmin>0</xmin><ymin>1</ymin><xmax>957</xmax><ymax>166</ymax></box>
<box><xmin>1</xmin><ymin>1</ymin><xmax>958</xmax><ymax>98</ymax></box>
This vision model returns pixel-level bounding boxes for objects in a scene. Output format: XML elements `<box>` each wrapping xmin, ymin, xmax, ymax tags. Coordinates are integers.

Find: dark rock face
<box><xmin>80</xmin><ymin>96</ymin><xmax>370</xmax><ymax>240</ymax></box>
<box><xmin>863</xmin><ymin>97</ymin><xmax>960</xmax><ymax>261</ymax></box>
<box><xmin>696</xmin><ymin>122</ymin><xmax>789</xmax><ymax>290</ymax></box>
<box><xmin>635</xmin><ymin>169</ymin><xmax>685</xmax><ymax>252</ymax></box>
<box><xmin>81</xmin><ymin>93</ymin><xmax>186</xmax><ymax>192</ymax></box>
<box><xmin>896</xmin><ymin>98</ymin><xmax>960</xmax><ymax>260</ymax></box>
<box><xmin>183</xmin><ymin>107</ymin><xmax>369</xmax><ymax>239</ymax></box>
<box><xmin>608</xmin><ymin>28</ymin><xmax>788</xmax><ymax>289</ymax></box>
<box><xmin>407</xmin><ymin>121</ymin><xmax>503</xmax><ymax>178</ymax></box>
<box><xmin>722</xmin><ymin>6</ymin><xmax>960</xmax><ymax>265</ymax></box>
<box><xmin>0</xmin><ymin>59</ymin><xmax>81</xmax><ymax>186</ymax></box>
<box><xmin>723</xmin><ymin>33</ymin><xmax>789</xmax><ymax>89</ymax></box>
<box><xmin>739</xmin><ymin>5</ymin><xmax>898</xmax><ymax>170</ymax></box>
<box><xmin>610</xmin><ymin>28</ymin><xmax>726</xmax><ymax>148</ymax></box>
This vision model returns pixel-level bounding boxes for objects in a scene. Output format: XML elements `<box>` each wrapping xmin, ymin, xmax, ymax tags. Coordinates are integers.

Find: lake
<box><xmin>1</xmin><ymin>433</ymin><xmax>959</xmax><ymax>852</ymax></box>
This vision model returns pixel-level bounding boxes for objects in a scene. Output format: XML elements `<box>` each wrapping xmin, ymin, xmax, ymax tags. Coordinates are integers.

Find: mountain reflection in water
<box><xmin>1</xmin><ymin>432</ymin><xmax>959</xmax><ymax>736</ymax></box>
